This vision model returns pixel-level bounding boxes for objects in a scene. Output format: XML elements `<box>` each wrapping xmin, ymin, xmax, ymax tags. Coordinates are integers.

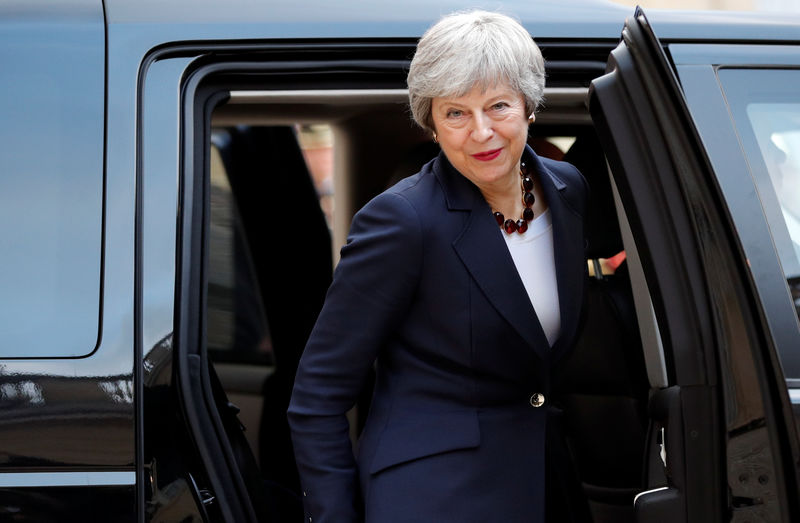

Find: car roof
<box><xmin>103</xmin><ymin>0</ymin><xmax>629</xmax><ymax>39</ymax></box>
<box><xmin>647</xmin><ymin>8</ymin><xmax>800</xmax><ymax>42</ymax></box>
<box><xmin>6</xmin><ymin>0</ymin><xmax>798</xmax><ymax>49</ymax></box>
<box><xmin>101</xmin><ymin>0</ymin><xmax>800</xmax><ymax>43</ymax></box>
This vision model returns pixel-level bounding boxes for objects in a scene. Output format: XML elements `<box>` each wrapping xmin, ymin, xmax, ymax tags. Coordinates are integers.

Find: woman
<box><xmin>288</xmin><ymin>10</ymin><xmax>589</xmax><ymax>523</ymax></box>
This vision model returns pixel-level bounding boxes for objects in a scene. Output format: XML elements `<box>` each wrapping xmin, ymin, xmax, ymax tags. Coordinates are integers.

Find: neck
<box><xmin>479</xmin><ymin>172</ymin><xmax>523</xmax><ymax>220</ymax></box>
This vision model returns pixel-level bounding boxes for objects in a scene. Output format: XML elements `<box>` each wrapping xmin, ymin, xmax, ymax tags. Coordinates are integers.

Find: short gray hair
<box><xmin>407</xmin><ymin>10</ymin><xmax>545</xmax><ymax>134</ymax></box>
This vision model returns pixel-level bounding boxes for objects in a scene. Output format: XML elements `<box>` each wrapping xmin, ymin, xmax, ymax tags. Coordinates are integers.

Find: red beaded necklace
<box><xmin>493</xmin><ymin>161</ymin><xmax>535</xmax><ymax>235</ymax></box>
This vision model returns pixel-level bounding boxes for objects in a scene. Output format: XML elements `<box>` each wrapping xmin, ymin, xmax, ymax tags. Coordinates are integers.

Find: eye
<box><xmin>446</xmin><ymin>109</ymin><xmax>463</xmax><ymax>118</ymax></box>
<box><xmin>491</xmin><ymin>102</ymin><xmax>508</xmax><ymax>111</ymax></box>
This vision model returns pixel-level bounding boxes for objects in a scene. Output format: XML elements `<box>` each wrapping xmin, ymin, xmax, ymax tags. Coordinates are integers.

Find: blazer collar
<box><xmin>444</xmin><ymin>146</ymin><xmax>584</xmax><ymax>362</ymax></box>
<box><xmin>433</xmin><ymin>153</ymin><xmax>478</xmax><ymax>211</ymax></box>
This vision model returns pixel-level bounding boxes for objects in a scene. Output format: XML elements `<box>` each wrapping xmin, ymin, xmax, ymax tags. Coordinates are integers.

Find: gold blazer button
<box><xmin>529</xmin><ymin>393</ymin><xmax>545</xmax><ymax>408</ymax></box>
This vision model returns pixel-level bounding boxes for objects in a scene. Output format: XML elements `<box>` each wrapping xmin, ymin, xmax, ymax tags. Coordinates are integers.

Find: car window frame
<box><xmin>171</xmin><ymin>44</ymin><xmax>421</xmax><ymax>523</ymax></box>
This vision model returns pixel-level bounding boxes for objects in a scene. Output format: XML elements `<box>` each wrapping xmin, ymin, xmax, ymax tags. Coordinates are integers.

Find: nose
<box><xmin>471</xmin><ymin>111</ymin><xmax>494</xmax><ymax>142</ymax></box>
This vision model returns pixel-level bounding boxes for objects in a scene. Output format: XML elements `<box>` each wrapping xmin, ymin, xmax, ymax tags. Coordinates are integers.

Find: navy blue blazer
<box><xmin>288</xmin><ymin>146</ymin><xmax>588</xmax><ymax>523</ymax></box>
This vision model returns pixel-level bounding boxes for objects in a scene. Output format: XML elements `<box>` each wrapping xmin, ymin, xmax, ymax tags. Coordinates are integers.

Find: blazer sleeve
<box><xmin>287</xmin><ymin>190</ymin><xmax>423</xmax><ymax>523</ymax></box>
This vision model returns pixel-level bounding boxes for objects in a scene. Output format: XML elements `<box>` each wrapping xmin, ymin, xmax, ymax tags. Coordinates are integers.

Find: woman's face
<box><xmin>431</xmin><ymin>84</ymin><xmax>531</xmax><ymax>191</ymax></box>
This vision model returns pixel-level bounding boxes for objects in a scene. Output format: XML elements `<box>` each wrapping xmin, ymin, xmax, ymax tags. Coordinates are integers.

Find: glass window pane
<box><xmin>0</xmin><ymin>14</ymin><xmax>104</xmax><ymax>357</ymax></box>
<box><xmin>718</xmin><ymin>69</ymin><xmax>800</xmax><ymax>319</ymax></box>
<box><xmin>745</xmin><ymin>104</ymin><xmax>800</xmax><ymax>265</ymax></box>
<box><xmin>297</xmin><ymin>124</ymin><xmax>335</xmax><ymax>230</ymax></box>
<box><xmin>207</xmin><ymin>140</ymin><xmax>273</xmax><ymax>364</ymax></box>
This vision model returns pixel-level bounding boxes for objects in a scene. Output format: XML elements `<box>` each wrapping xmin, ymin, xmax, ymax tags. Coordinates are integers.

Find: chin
<box><xmin>478</xmin><ymin>167</ymin><xmax>515</xmax><ymax>183</ymax></box>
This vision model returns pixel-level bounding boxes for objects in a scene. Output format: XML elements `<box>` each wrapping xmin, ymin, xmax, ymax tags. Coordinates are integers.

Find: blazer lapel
<box><xmin>437</xmin><ymin>153</ymin><xmax>551</xmax><ymax>360</ymax></box>
<box><xmin>532</xmin><ymin>153</ymin><xmax>586</xmax><ymax>362</ymax></box>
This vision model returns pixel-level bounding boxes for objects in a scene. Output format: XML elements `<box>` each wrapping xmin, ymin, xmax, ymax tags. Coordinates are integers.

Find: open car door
<box><xmin>589</xmin><ymin>8</ymin><xmax>800</xmax><ymax>523</ymax></box>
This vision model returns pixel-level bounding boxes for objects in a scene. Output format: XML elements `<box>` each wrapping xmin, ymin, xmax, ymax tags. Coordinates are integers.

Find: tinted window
<box><xmin>719</xmin><ymin>69</ymin><xmax>800</xmax><ymax>320</ymax></box>
<box><xmin>0</xmin><ymin>12</ymin><xmax>104</xmax><ymax>357</ymax></box>
<box><xmin>207</xmin><ymin>137</ymin><xmax>273</xmax><ymax>364</ymax></box>
<box><xmin>206</xmin><ymin>125</ymin><xmax>336</xmax><ymax>365</ymax></box>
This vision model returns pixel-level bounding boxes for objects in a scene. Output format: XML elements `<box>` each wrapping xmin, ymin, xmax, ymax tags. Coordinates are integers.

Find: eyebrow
<box><xmin>437</xmin><ymin>99</ymin><xmax>467</xmax><ymax>109</ymax></box>
<box><xmin>438</xmin><ymin>96</ymin><xmax>509</xmax><ymax>109</ymax></box>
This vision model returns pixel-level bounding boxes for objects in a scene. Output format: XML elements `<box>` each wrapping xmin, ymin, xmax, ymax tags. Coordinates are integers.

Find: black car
<box><xmin>1</xmin><ymin>0</ymin><xmax>799</xmax><ymax>521</ymax></box>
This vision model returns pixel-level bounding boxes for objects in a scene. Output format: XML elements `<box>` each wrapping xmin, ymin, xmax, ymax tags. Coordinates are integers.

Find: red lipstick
<box><xmin>471</xmin><ymin>148</ymin><xmax>502</xmax><ymax>161</ymax></box>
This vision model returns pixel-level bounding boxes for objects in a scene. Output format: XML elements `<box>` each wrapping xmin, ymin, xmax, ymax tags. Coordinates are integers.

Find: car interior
<box><xmin>178</xmin><ymin>48</ymin><xmax>676</xmax><ymax>521</ymax></box>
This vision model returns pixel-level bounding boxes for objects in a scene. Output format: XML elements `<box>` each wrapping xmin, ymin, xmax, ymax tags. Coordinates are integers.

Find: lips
<box><xmin>471</xmin><ymin>148</ymin><xmax>502</xmax><ymax>161</ymax></box>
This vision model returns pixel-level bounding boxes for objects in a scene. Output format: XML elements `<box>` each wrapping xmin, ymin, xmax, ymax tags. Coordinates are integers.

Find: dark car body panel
<box><xmin>590</xmin><ymin>11</ymin><xmax>799</xmax><ymax>520</ymax></box>
<box><xmin>0</xmin><ymin>0</ymin><xmax>136</xmax><ymax>495</ymax></box>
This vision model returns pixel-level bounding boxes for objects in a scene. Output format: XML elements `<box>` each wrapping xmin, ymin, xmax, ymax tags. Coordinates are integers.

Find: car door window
<box><xmin>0</xmin><ymin>10</ymin><xmax>105</xmax><ymax>358</ymax></box>
<box><xmin>208</xmin><ymin>137</ymin><xmax>273</xmax><ymax>365</ymax></box>
<box><xmin>718</xmin><ymin>69</ymin><xmax>800</xmax><ymax>318</ymax></box>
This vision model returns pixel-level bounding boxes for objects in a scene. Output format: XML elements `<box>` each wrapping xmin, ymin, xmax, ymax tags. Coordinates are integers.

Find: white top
<box><xmin>502</xmin><ymin>209</ymin><xmax>561</xmax><ymax>347</ymax></box>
